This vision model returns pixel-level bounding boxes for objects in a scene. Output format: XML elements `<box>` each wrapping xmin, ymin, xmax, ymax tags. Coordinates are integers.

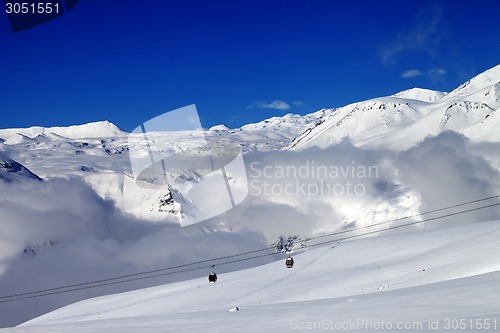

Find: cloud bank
<box><xmin>0</xmin><ymin>177</ymin><xmax>269</xmax><ymax>327</ymax></box>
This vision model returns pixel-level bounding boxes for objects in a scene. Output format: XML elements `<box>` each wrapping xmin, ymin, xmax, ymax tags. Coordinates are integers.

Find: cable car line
<box><xmin>3</xmin><ymin>195</ymin><xmax>495</xmax><ymax>300</ymax></box>
<box><xmin>1</xmin><ymin>197</ymin><xmax>499</xmax><ymax>304</ymax></box>
<box><xmin>0</xmin><ymin>247</ymin><xmax>274</xmax><ymax>300</ymax></box>
<box><xmin>0</xmin><ymin>250</ymin><xmax>283</xmax><ymax>304</ymax></box>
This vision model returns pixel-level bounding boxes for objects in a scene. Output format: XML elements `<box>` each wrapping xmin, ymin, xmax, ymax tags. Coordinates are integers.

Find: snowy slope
<box><xmin>441</xmin><ymin>64</ymin><xmax>500</xmax><ymax>102</ymax></box>
<box><xmin>215</xmin><ymin>110</ymin><xmax>332</xmax><ymax>152</ymax></box>
<box><xmin>392</xmin><ymin>87</ymin><xmax>446</xmax><ymax>102</ymax></box>
<box><xmin>288</xmin><ymin>97</ymin><xmax>432</xmax><ymax>149</ymax></box>
<box><xmin>7</xmin><ymin>219</ymin><xmax>500</xmax><ymax>333</ymax></box>
<box><xmin>0</xmin><ymin>121</ymin><xmax>125</xmax><ymax>141</ymax></box>
<box><xmin>289</xmin><ymin>65</ymin><xmax>500</xmax><ymax>151</ymax></box>
<box><xmin>0</xmin><ymin>152</ymin><xmax>41</xmax><ymax>183</ymax></box>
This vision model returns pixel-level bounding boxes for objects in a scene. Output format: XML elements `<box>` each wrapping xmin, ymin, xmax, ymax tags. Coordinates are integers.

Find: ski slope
<box><xmin>3</xmin><ymin>219</ymin><xmax>499</xmax><ymax>333</ymax></box>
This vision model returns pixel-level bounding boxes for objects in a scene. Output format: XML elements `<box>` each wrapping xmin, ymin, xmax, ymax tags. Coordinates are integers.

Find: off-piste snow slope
<box><xmin>5</xmin><ymin>220</ymin><xmax>500</xmax><ymax>333</ymax></box>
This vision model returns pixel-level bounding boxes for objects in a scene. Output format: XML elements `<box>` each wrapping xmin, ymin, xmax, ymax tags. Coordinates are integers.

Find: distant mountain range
<box><xmin>1</xmin><ymin>65</ymin><xmax>499</xmax><ymax>224</ymax></box>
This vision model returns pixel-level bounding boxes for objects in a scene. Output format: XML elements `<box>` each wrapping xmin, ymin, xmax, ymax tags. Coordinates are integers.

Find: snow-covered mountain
<box><xmin>0</xmin><ymin>109</ymin><xmax>333</xmax><ymax>223</ymax></box>
<box><xmin>1</xmin><ymin>65</ymin><xmax>500</xmax><ymax>330</ymax></box>
<box><xmin>289</xmin><ymin>64</ymin><xmax>500</xmax><ymax>150</ymax></box>
<box><xmin>0</xmin><ymin>120</ymin><xmax>125</xmax><ymax>141</ymax></box>
<box><xmin>0</xmin><ymin>66</ymin><xmax>499</xmax><ymax>226</ymax></box>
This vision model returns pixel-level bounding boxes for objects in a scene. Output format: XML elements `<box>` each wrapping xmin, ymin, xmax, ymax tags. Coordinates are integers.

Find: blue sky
<box><xmin>1</xmin><ymin>0</ymin><xmax>499</xmax><ymax>131</ymax></box>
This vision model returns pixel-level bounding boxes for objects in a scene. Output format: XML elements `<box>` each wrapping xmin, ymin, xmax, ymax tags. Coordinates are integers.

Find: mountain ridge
<box><xmin>289</xmin><ymin>64</ymin><xmax>500</xmax><ymax>151</ymax></box>
<box><xmin>0</xmin><ymin>152</ymin><xmax>42</xmax><ymax>182</ymax></box>
<box><xmin>1</xmin><ymin>65</ymin><xmax>498</xmax><ymax>150</ymax></box>
<box><xmin>0</xmin><ymin>120</ymin><xmax>125</xmax><ymax>140</ymax></box>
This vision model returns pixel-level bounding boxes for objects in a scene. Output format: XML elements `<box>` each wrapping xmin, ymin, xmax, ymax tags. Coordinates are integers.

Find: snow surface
<box><xmin>392</xmin><ymin>87</ymin><xmax>446</xmax><ymax>102</ymax></box>
<box><xmin>442</xmin><ymin>64</ymin><xmax>500</xmax><ymax>101</ymax></box>
<box><xmin>0</xmin><ymin>121</ymin><xmax>125</xmax><ymax>140</ymax></box>
<box><xmin>5</xmin><ymin>220</ymin><xmax>500</xmax><ymax>333</ymax></box>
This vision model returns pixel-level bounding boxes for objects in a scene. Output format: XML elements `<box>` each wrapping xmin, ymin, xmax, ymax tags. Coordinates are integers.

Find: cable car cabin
<box><xmin>208</xmin><ymin>271</ymin><xmax>217</xmax><ymax>283</ymax></box>
<box><xmin>285</xmin><ymin>256</ymin><xmax>294</xmax><ymax>268</ymax></box>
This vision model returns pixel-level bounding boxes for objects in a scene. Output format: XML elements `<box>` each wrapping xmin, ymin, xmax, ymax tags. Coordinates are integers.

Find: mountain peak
<box><xmin>0</xmin><ymin>121</ymin><xmax>125</xmax><ymax>141</ymax></box>
<box><xmin>209</xmin><ymin>124</ymin><xmax>230</xmax><ymax>131</ymax></box>
<box><xmin>392</xmin><ymin>88</ymin><xmax>446</xmax><ymax>102</ymax></box>
<box><xmin>54</xmin><ymin>120</ymin><xmax>125</xmax><ymax>138</ymax></box>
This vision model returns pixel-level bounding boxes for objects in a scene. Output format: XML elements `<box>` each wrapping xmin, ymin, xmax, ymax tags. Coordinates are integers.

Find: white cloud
<box><xmin>432</xmin><ymin>68</ymin><xmax>446</xmax><ymax>75</ymax></box>
<box><xmin>380</xmin><ymin>3</ymin><xmax>444</xmax><ymax>65</ymax></box>
<box><xmin>401</xmin><ymin>69</ymin><xmax>423</xmax><ymax>78</ymax></box>
<box><xmin>250</xmin><ymin>100</ymin><xmax>291</xmax><ymax>110</ymax></box>
<box><xmin>401</xmin><ymin>68</ymin><xmax>446</xmax><ymax>79</ymax></box>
